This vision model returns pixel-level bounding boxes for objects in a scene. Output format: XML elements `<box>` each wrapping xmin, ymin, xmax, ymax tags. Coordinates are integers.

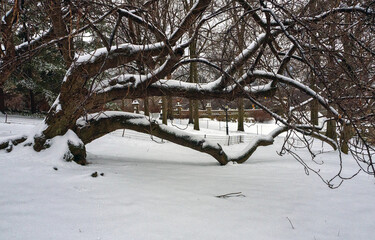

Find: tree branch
<box><xmin>75</xmin><ymin>111</ymin><xmax>229</xmax><ymax>165</ymax></box>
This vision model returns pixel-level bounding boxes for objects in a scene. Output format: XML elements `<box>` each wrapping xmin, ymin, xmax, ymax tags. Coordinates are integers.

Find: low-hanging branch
<box><xmin>74</xmin><ymin>111</ymin><xmax>290</xmax><ymax>165</ymax></box>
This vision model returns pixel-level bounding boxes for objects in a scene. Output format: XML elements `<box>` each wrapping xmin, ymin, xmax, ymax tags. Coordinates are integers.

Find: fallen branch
<box><xmin>215</xmin><ymin>192</ymin><xmax>246</xmax><ymax>198</ymax></box>
<box><xmin>286</xmin><ymin>217</ymin><xmax>295</xmax><ymax>229</ymax></box>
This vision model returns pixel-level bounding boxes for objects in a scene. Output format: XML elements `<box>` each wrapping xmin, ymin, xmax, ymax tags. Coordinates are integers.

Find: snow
<box><xmin>76</xmin><ymin>111</ymin><xmax>150</xmax><ymax>128</ymax></box>
<box><xmin>99</xmin><ymin>54</ymin><xmax>179</xmax><ymax>92</ymax></box>
<box><xmin>14</xmin><ymin>30</ymin><xmax>50</xmax><ymax>52</ymax></box>
<box><xmin>1</xmin><ymin>115</ymin><xmax>375</xmax><ymax>240</ymax></box>
<box><xmin>1</xmin><ymin>9</ymin><xmax>13</xmax><ymax>24</ymax></box>
<box><xmin>241</xmin><ymin>82</ymin><xmax>273</xmax><ymax>94</ymax></box>
<box><xmin>75</xmin><ymin>42</ymin><xmax>164</xmax><ymax>64</ymax></box>
<box><xmin>50</xmin><ymin>95</ymin><xmax>62</xmax><ymax>112</ymax></box>
<box><xmin>151</xmin><ymin>79</ymin><xmax>201</xmax><ymax>91</ymax></box>
<box><xmin>227</xmin><ymin>33</ymin><xmax>267</xmax><ymax>74</ymax></box>
<box><xmin>305</xmin><ymin>6</ymin><xmax>374</xmax><ymax>22</ymax></box>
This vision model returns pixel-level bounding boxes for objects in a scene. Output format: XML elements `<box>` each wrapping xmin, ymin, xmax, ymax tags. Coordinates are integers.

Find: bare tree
<box><xmin>1</xmin><ymin>0</ymin><xmax>374</xmax><ymax>187</ymax></box>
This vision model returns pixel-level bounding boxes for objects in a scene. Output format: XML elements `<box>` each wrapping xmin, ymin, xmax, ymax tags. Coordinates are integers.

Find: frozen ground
<box><xmin>0</xmin><ymin>114</ymin><xmax>374</xmax><ymax>240</ymax></box>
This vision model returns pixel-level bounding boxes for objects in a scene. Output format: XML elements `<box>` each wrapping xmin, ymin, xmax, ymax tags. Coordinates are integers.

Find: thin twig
<box><xmin>286</xmin><ymin>217</ymin><xmax>295</xmax><ymax>229</ymax></box>
<box><xmin>216</xmin><ymin>192</ymin><xmax>245</xmax><ymax>198</ymax></box>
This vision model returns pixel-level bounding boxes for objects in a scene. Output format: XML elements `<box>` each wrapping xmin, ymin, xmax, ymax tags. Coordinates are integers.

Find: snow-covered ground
<box><xmin>0</xmin><ymin>114</ymin><xmax>374</xmax><ymax>240</ymax></box>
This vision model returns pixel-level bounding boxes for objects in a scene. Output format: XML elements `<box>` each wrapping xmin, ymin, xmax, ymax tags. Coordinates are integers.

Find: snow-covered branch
<box><xmin>75</xmin><ymin>111</ymin><xmax>229</xmax><ymax>165</ymax></box>
<box><xmin>228</xmin><ymin>126</ymin><xmax>288</xmax><ymax>163</ymax></box>
<box><xmin>74</xmin><ymin>111</ymin><xmax>293</xmax><ymax>165</ymax></box>
<box><xmin>304</xmin><ymin>6</ymin><xmax>375</xmax><ymax>22</ymax></box>
<box><xmin>249</xmin><ymin>70</ymin><xmax>341</xmax><ymax>119</ymax></box>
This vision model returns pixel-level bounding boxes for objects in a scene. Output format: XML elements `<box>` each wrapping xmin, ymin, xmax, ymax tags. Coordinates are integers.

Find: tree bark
<box><xmin>193</xmin><ymin>100</ymin><xmax>200</xmax><ymax>130</ymax></box>
<box><xmin>167</xmin><ymin>96</ymin><xmax>173</xmax><ymax>120</ymax></box>
<box><xmin>0</xmin><ymin>87</ymin><xmax>5</xmax><ymax>114</ymax></box>
<box><xmin>144</xmin><ymin>97</ymin><xmax>149</xmax><ymax>116</ymax></box>
<box><xmin>29</xmin><ymin>90</ymin><xmax>36</xmax><ymax>114</ymax></box>
<box><xmin>324</xmin><ymin>0</ymin><xmax>341</xmax><ymax>141</ymax></box>
<box><xmin>189</xmin><ymin>36</ymin><xmax>199</xmax><ymax>130</ymax></box>
<box><xmin>233</xmin><ymin>2</ymin><xmax>245</xmax><ymax>132</ymax></box>
<box><xmin>237</xmin><ymin>97</ymin><xmax>244</xmax><ymax>131</ymax></box>
<box><xmin>162</xmin><ymin>96</ymin><xmax>168</xmax><ymax>125</ymax></box>
<box><xmin>340</xmin><ymin>124</ymin><xmax>353</xmax><ymax>154</ymax></box>
<box><xmin>188</xmin><ymin>100</ymin><xmax>194</xmax><ymax>124</ymax></box>
<box><xmin>309</xmin><ymin>3</ymin><xmax>319</xmax><ymax>127</ymax></box>
<box><xmin>47</xmin><ymin>0</ymin><xmax>75</xmax><ymax>67</ymax></box>
<box><xmin>310</xmin><ymin>96</ymin><xmax>319</xmax><ymax>126</ymax></box>
<box><xmin>338</xmin><ymin>3</ymin><xmax>355</xmax><ymax>154</ymax></box>
<box><xmin>326</xmin><ymin>116</ymin><xmax>337</xmax><ymax>140</ymax></box>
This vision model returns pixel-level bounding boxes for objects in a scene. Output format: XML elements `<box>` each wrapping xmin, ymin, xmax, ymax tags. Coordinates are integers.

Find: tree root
<box><xmin>1</xmin><ymin>133</ymin><xmax>87</xmax><ymax>165</ymax></box>
<box><xmin>65</xmin><ymin>141</ymin><xmax>87</xmax><ymax>165</ymax></box>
